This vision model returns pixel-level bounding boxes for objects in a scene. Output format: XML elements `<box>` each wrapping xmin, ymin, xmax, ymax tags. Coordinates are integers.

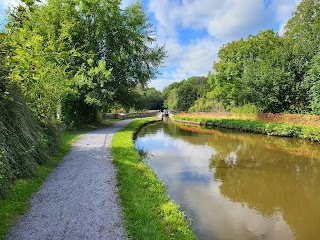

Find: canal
<box><xmin>135</xmin><ymin>120</ymin><xmax>320</xmax><ymax>240</ymax></box>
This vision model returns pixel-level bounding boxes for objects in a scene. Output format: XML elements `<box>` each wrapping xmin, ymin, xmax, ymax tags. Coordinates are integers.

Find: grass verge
<box><xmin>112</xmin><ymin>119</ymin><xmax>195</xmax><ymax>240</ymax></box>
<box><xmin>173</xmin><ymin>115</ymin><xmax>320</xmax><ymax>142</ymax></box>
<box><xmin>0</xmin><ymin>120</ymin><xmax>117</xmax><ymax>240</ymax></box>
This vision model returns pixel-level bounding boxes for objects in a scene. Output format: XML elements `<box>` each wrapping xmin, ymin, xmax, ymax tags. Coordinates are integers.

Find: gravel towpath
<box><xmin>7</xmin><ymin>120</ymin><xmax>132</xmax><ymax>240</ymax></box>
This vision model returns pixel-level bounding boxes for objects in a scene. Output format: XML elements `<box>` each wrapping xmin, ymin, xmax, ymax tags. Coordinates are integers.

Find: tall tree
<box><xmin>4</xmin><ymin>0</ymin><xmax>165</xmax><ymax>124</ymax></box>
<box><xmin>208</xmin><ymin>30</ymin><xmax>286</xmax><ymax>111</ymax></box>
<box><xmin>240</xmin><ymin>30</ymin><xmax>299</xmax><ymax>112</ymax></box>
<box><xmin>68</xmin><ymin>0</ymin><xmax>165</xmax><ymax>111</ymax></box>
<box><xmin>304</xmin><ymin>52</ymin><xmax>320</xmax><ymax>114</ymax></box>
<box><xmin>284</xmin><ymin>0</ymin><xmax>320</xmax><ymax>82</ymax></box>
<box><xmin>208</xmin><ymin>38</ymin><xmax>248</xmax><ymax>108</ymax></box>
<box><xmin>4</xmin><ymin>0</ymin><xmax>69</xmax><ymax>123</ymax></box>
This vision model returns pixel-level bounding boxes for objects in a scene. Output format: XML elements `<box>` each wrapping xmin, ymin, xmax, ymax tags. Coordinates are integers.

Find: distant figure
<box><xmin>162</xmin><ymin>109</ymin><xmax>168</xmax><ymax>119</ymax></box>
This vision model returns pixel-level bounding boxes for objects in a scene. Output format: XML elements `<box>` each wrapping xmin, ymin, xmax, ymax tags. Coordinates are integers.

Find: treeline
<box><xmin>0</xmin><ymin>0</ymin><xmax>164</xmax><ymax>198</ymax></box>
<box><xmin>164</xmin><ymin>0</ymin><xmax>320</xmax><ymax>114</ymax></box>
<box><xmin>163</xmin><ymin>76</ymin><xmax>210</xmax><ymax>111</ymax></box>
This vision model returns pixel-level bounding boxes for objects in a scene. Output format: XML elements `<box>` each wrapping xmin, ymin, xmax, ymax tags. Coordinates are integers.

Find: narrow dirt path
<box><xmin>7</xmin><ymin>120</ymin><xmax>132</xmax><ymax>240</ymax></box>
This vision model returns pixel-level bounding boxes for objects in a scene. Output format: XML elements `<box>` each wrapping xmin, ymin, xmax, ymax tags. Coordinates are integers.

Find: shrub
<box><xmin>0</xmin><ymin>85</ymin><xmax>49</xmax><ymax>198</ymax></box>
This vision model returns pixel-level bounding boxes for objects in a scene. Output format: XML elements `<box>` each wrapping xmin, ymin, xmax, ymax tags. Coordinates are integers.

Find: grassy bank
<box><xmin>112</xmin><ymin>119</ymin><xmax>195</xmax><ymax>240</ymax></box>
<box><xmin>0</xmin><ymin>120</ymin><xmax>117</xmax><ymax>240</ymax></box>
<box><xmin>179</xmin><ymin>112</ymin><xmax>320</xmax><ymax>128</ymax></box>
<box><xmin>173</xmin><ymin>115</ymin><xmax>320</xmax><ymax>142</ymax></box>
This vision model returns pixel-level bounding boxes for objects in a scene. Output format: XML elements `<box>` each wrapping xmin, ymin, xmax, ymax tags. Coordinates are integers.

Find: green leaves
<box><xmin>304</xmin><ymin>52</ymin><xmax>320</xmax><ymax>114</ymax></box>
<box><xmin>163</xmin><ymin>77</ymin><xmax>209</xmax><ymax>111</ymax></box>
<box><xmin>2</xmin><ymin>0</ymin><xmax>165</xmax><ymax>124</ymax></box>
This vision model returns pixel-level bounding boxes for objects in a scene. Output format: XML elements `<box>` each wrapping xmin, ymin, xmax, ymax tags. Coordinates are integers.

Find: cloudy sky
<box><xmin>0</xmin><ymin>0</ymin><xmax>301</xmax><ymax>90</ymax></box>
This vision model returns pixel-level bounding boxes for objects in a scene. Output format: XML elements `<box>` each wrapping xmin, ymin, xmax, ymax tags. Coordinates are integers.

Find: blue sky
<box><xmin>1</xmin><ymin>0</ymin><xmax>302</xmax><ymax>90</ymax></box>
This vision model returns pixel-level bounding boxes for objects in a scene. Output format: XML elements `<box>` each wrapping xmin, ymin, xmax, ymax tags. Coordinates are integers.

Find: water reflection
<box><xmin>135</xmin><ymin>121</ymin><xmax>320</xmax><ymax>240</ymax></box>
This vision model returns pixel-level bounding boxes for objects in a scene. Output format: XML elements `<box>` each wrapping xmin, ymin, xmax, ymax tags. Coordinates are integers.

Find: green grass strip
<box><xmin>0</xmin><ymin>123</ymin><xmax>110</xmax><ymax>240</ymax></box>
<box><xmin>112</xmin><ymin>119</ymin><xmax>195</xmax><ymax>240</ymax></box>
<box><xmin>174</xmin><ymin>115</ymin><xmax>320</xmax><ymax>142</ymax></box>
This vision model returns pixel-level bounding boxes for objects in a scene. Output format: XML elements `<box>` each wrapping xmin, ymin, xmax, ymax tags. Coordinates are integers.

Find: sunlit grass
<box><xmin>112</xmin><ymin>119</ymin><xmax>195</xmax><ymax>240</ymax></box>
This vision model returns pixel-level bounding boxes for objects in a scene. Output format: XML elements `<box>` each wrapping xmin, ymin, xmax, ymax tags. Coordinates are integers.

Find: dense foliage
<box><xmin>163</xmin><ymin>76</ymin><xmax>209</xmax><ymax>111</ymax></box>
<box><xmin>0</xmin><ymin>85</ymin><xmax>49</xmax><ymax>198</ymax></box>
<box><xmin>164</xmin><ymin>0</ymin><xmax>320</xmax><ymax>114</ymax></box>
<box><xmin>137</xmin><ymin>87</ymin><xmax>164</xmax><ymax>110</ymax></box>
<box><xmin>0</xmin><ymin>0</ymin><xmax>164</xmax><ymax>198</ymax></box>
<box><xmin>3</xmin><ymin>0</ymin><xmax>165</xmax><ymax>124</ymax></box>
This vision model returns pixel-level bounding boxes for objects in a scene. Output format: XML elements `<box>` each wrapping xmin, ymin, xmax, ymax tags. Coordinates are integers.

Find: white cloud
<box><xmin>207</xmin><ymin>0</ymin><xmax>268</xmax><ymax>39</ymax></box>
<box><xmin>148</xmin><ymin>79</ymin><xmax>176</xmax><ymax>91</ymax></box>
<box><xmin>179</xmin><ymin>38</ymin><xmax>220</xmax><ymax>76</ymax></box>
<box><xmin>0</xmin><ymin>0</ymin><xmax>19</xmax><ymax>8</ymax></box>
<box><xmin>163</xmin><ymin>39</ymin><xmax>184</xmax><ymax>66</ymax></box>
<box><xmin>149</xmin><ymin>38</ymin><xmax>220</xmax><ymax>90</ymax></box>
<box><xmin>148</xmin><ymin>0</ymin><xmax>179</xmax><ymax>40</ymax></box>
<box><xmin>149</xmin><ymin>0</ymin><xmax>301</xmax><ymax>40</ymax></box>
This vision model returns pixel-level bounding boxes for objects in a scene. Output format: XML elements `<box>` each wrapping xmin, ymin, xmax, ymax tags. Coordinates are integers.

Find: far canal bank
<box><xmin>171</xmin><ymin>113</ymin><xmax>320</xmax><ymax>142</ymax></box>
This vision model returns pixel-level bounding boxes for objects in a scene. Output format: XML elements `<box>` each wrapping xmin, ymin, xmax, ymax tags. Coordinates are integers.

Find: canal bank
<box><xmin>171</xmin><ymin>114</ymin><xmax>320</xmax><ymax>142</ymax></box>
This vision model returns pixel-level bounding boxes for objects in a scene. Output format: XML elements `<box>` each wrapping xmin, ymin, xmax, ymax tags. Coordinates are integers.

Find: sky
<box><xmin>0</xmin><ymin>0</ymin><xmax>302</xmax><ymax>90</ymax></box>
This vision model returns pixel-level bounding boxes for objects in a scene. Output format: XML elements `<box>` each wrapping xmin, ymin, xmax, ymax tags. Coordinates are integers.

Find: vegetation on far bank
<box><xmin>173</xmin><ymin>115</ymin><xmax>320</xmax><ymax>142</ymax></box>
<box><xmin>112</xmin><ymin>119</ymin><xmax>195</xmax><ymax>240</ymax></box>
<box><xmin>177</xmin><ymin>112</ymin><xmax>320</xmax><ymax>128</ymax></box>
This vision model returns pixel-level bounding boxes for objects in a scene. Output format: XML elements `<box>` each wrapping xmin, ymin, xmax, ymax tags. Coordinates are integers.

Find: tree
<box><xmin>208</xmin><ymin>38</ymin><xmax>248</xmax><ymax>108</ymax></box>
<box><xmin>5</xmin><ymin>27</ymin><xmax>68</xmax><ymax>122</ymax></box>
<box><xmin>162</xmin><ymin>82</ymin><xmax>181</xmax><ymax>101</ymax></box>
<box><xmin>166</xmin><ymin>88</ymin><xmax>179</xmax><ymax>110</ymax></box>
<box><xmin>4</xmin><ymin>0</ymin><xmax>165</xmax><ymax>124</ymax></box>
<box><xmin>284</xmin><ymin>0</ymin><xmax>320</xmax><ymax>83</ymax></box>
<box><xmin>73</xmin><ymin>0</ymin><xmax>165</xmax><ymax>111</ymax></box>
<box><xmin>163</xmin><ymin>76</ymin><xmax>208</xmax><ymax>111</ymax></box>
<box><xmin>0</xmin><ymin>33</ymin><xmax>8</xmax><ymax>97</ymax></box>
<box><xmin>239</xmin><ymin>31</ymin><xmax>299</xmax><ymax>112</ymax></box>
<box><xmin>208</xmin><ymin>30</ymin><xmax>287</xmax><ymax>111</ymax></box>
<box><xmin>241</xmin><ymin>50</ymin><xmax>297</xmax><ymax>112</ymax></box>
<box><xmin>4</xmin><ymin>0</ymin><xmax>74</xmax><ymax>123</ymax></box>
<box><xmin>304</xmin><ymin>52</ymin><xmax>320</xmax><ymax>114</ymax></box>
<box><xmin>143</xmin><ymin>88</ymin><xmax>163</xmax><ymax>110</ymax></box>
<box><xmin>163</xmin><ymin>82</ymin><xmax>181</xmax><ymax>109</ymax></box>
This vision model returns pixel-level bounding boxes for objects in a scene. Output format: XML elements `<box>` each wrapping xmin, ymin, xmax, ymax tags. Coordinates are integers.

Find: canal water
<box><xmin>135</xmin><ymin>120</ymin><xmax>320</xmax><ymax>240</ymax></box>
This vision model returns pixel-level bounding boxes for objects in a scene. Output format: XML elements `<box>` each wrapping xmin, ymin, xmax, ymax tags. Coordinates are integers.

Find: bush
<box><xmin>189</xmin><ymin>97</ymin><xmax>225</xmax><ymax>112</ymax></box>
<box><xmin>0</xmin><ymin>85</ymin><xmax>49</xmax><ymax>198</ymax></box>
<box><xmin>230</xmin><ymin>104</ymin><xmax>258</xmax><ymax>114</ymax></box>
